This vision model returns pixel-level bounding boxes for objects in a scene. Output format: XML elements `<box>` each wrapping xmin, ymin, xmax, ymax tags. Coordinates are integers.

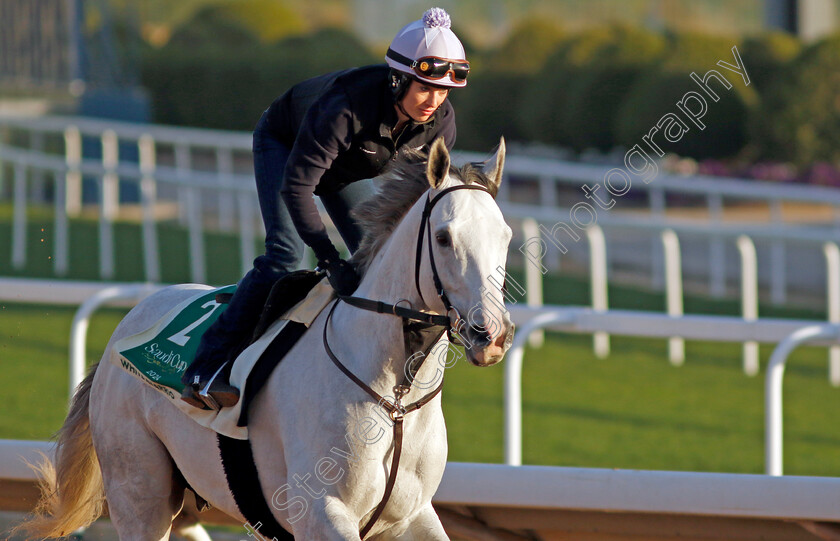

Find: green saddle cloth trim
<box><xmin>117</xmin><ymin>285</ymin><xmax>236</xmax><ymax>397</ymax></box>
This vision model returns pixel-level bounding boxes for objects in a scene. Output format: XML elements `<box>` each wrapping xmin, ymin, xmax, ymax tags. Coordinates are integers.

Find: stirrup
<box><xmin>198</xmin><ymin>362</ymin><xmax>240</xmax><ymax>409</ymax></box>
<box><xmin>180</xmin><ymin>385</ymin><xmax>212</xmax><ymax>410</ymax></box>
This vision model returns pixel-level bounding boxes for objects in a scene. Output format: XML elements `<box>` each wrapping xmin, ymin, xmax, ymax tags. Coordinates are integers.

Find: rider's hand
<box><xmin>319</xmin><ymin>258</ymin><xmax>360</xmax><ymax>296</ymax></box>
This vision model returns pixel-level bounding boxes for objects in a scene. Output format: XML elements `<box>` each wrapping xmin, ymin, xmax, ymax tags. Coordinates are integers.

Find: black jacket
<box><xmin>263</xmin><ymin>65</ymin><xmax>456</xmax><ymax>260</ymax></box>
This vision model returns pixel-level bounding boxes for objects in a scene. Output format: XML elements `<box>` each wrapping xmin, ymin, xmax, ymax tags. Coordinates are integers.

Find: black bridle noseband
<box><xmin>322</xmin><ymin>183</ymin><xmax>492</xmax><ymax>538</ymax></box>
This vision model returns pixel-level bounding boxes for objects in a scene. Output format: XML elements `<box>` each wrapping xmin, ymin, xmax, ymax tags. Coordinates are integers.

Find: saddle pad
<box><xmin>115</xmin><ymin>284</ymin><xmax>237</xmax><ymax>397</ymax></box>
<box><xmin>112</xmin><ymin>279</ymin><xmax>335</xmax><ymax>440</ymax></box>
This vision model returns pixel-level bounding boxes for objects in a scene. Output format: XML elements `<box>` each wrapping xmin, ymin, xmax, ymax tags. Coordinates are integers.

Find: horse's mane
<box><xmin>350</xmin><ymin>151</ymin><xmax>498</xmax><ymax>275</ymax></box>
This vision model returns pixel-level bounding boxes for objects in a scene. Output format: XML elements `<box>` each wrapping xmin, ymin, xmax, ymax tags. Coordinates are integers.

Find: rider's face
<box><xmin>399</xmin><ymin>80</ymin><xmax>449</xmax><ymax>122</ymax></box>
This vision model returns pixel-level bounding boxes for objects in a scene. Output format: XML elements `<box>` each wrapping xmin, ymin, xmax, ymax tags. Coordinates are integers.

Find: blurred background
<box><xmin>4</xmin><ymin>2</ymin><xmax>840</xmax><ymax>534</ymax></box>
<box><xmin>3</xmin><ymin>0</ymin><xmax>840</xmax><ymax>176</ymax></box>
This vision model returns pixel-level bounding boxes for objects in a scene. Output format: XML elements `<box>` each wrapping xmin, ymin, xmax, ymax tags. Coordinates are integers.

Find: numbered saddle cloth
<box><xmin>112</xmin><ymin>275</ymin><xmax>334</xmax><ymax>439</ymax></box>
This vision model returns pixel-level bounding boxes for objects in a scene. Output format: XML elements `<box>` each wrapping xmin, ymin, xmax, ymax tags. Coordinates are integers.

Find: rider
<box><xmin>181</xmin><ymin>7</ymin><xmax>471</xmax><ymax>410</ymax></box>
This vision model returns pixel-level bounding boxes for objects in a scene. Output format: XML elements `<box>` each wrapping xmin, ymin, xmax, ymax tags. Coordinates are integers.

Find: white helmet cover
<box><xmin>385</xmin><ymin>7</ymin><xmax>468</xmax><ymax>88</ymax></box>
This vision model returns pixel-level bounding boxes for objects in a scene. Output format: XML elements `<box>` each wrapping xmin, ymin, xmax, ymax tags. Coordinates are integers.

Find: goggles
<box><xmin>412</xmin><ymin>57</ymin><xmax>470</xmax><ymax>83</ymax></box>
<box><xmin>387</xmin><ymin>48</ymin><xmax>470</xmax><ymax>84</ymax></box>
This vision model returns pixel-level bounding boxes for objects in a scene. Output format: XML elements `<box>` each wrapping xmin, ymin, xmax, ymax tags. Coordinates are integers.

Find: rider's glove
<box><xmin>319</xmin><ymin>257</ymin><xmax>360</xmax><ymax>296</ymax></box>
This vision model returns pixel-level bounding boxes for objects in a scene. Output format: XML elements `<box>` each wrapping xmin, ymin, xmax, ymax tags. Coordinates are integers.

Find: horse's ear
<box><xmin>426</xmin><ymin>138</ymin><xmax>450</xmax><ymax>188</ymax></box>
<box><xmin>484</xmin><ymin>137</ymin><xmax>506</xmax><ymax>193</ymax></box>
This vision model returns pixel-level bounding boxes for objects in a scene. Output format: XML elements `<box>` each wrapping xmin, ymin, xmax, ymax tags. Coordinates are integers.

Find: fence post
<box><xmin>217</xmin><ymin>147</ymin><xmax>235</xmax><ymax>232</ymax></box>
<box><xmin>175</xmin><ymin>143</ymin><xmax>191</xmax><ymax>226</ymax></box>
<box><xmin>139</xmin><ymin>135</ymin><xmax>160</xmax><ymax>283</ymax></box>
<box><xmin>588</xmin><ymin>225</ymin><xmax>609</xmax><ymax>359</ymax></box>
<box><xmin>0</xmin><ymin>123</ymin><xmax>7</xmax><ymax>197</ymax></box>
<box><xmin>738</xmin><ymin>235</ymin><xmax>759</xmax><ymax>376</ymax></box>
<box><xmin>53</xmin><ymin>168</ymin><xmax>69</xmax><ymax>275</ymax></box>
<box><xmin>69</xmin><ymin>284</ymin><xmax>161</xmax><ymax>397</ymax></box>
<box><xmin>30</xmin><ymin>130</ymin><xmax>47</xmax><ymax>203</ymax></box>
<box><xmin>769</xmin><ymin>200</ymin><xmax>786</xmax><ymax>305</ymax></box>
<box><xmin>708</xmin><ymin>193</ymin><xmax>726</xmax><ymax>297</ymax></box>
<box><xmin>538</xmin><ymin>175</ymin><xmax>560</xmax><ymax>271</ymax></box>
<box><xmin>504</xmin><ymin>311</ymin><xmax>573</xmax><ymax>466</ymax></box>
<box><xmin>187</xmin><ymin>185</ymin><xmax>206</xmax><ymax>284</ymax></box>
<box><xmin>649</xmin><ymin>188</ymin><xmax>666</xmax><ymax>291</ymax></box>
<box><xmin>824</xmin><ymin>242</ymin><xmax>840</xmax><ymax>387</ymax></box>
<box><xmin>521</xmin><ymin>217</ymin><xmax>544</xmax><ymax>348</ymax></box>
<box><xmin>175</xmin><ymin>143</ymin><xmax>205</xmax><ymax>283</ymax></box>
<box><xmin>64</xmin><ymin>126</ymin><xmax>82</xmax><ymax>217</ymax></box>
<box><xmin>765</xmin><ymin>324</ymin><xmax>840</xmax><ymax>476</ymax></box>
<box><xmin>99</xmin><ymin>130</ymin><xmax>118</xmax><ymax>279</ymax></box>
<box><xmin>12</xmin><ymin>162</ymin><xmax>27</xmax><ymax>269</ymax></box>
<box><xmin>662</xmin><ymin>229</ymin><xmax>685</xmax><ymax>366</ymax></box>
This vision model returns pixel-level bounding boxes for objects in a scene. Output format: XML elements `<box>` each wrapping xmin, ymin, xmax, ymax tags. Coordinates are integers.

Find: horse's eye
<box><xmin>435</xmin><ymin>232</ymin><xmax>451</xmax><ymax>247</ymax></box>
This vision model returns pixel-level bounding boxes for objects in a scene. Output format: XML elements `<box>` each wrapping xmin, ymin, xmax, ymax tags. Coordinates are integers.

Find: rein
<box><xmin>323</xmin><ymin>183</ymin><xmax>491</xmax><ymax>539</ymax></box>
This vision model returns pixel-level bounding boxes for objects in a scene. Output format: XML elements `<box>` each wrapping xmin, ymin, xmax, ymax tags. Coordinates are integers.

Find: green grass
<box><xmin>0</xmin><ymin>204</ymin><xmax>255</xmax><ymax>284</ymax></box>
<box><xmin>0</xmin><ymin>303</ymin><xmax>127</xmax><ymax>440</ymax></box>
<box><xmin>2</xmin><ymin>300</ymin><xmax>837</xmax><ymax>476</ymax></box>
<box><xmin>1</xmin><ymin>206</ymin><xmax>838</xmax><ymax>477</ymax></box>
<box><xmin>442</xmin><ymin>334</ymin><xmax>840</xmax><ymax>476</ymax></box>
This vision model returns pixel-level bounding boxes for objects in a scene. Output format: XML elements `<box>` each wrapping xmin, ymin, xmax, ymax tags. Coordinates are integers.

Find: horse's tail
<box><xmin>15</xmin><ymin>363</ymin><xmax>105</xmax><ymax>538</ymax></box>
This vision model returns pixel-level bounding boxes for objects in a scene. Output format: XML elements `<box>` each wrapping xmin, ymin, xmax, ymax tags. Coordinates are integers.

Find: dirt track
<box><xmin>0</xmin><ymin>511</ymin><xmax>243</xmax><ymax>541</ymax></box>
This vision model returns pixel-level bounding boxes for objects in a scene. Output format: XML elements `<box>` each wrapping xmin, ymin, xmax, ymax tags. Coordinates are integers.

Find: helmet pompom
<box><xmin>422</xmin><ymin>7</ymin><xmax>451</xmax><ymax>29</ymax></box>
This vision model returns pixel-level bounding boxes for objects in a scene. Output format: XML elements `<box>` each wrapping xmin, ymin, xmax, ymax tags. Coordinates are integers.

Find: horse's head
<box><xmin>420</xmin><ymin>137</ymin><xmax>514</xmax><ymax>366</ymax></box>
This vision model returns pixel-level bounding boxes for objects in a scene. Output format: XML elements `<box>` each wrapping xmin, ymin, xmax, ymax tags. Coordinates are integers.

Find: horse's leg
<box><xmin>90</xmin><ymin>374</ymin><xmax>185</xmax><ymax>540</ymax></box>
<box><xmin>172</xmin><ymin>495</ymin><xmax>212</xmax><ymax>541</ymax></box>
<box><xmin>384</xmin><ymin>503</ymin><xmax>449</xmax><ymax>541</ymax></box>
<box><xmin>291</xmin><ymin>495</ymin><xmax>363</xmax><ymax>541</ymax></box>
<box><xmin>173</xmin><ymin>522</ymin><xmax>212</xmax><ymax>541</ymax></box>
<box><xmin>97</xmin><ymin>432</ymin><xmax>184</xmax><ymax>540</ymax></box>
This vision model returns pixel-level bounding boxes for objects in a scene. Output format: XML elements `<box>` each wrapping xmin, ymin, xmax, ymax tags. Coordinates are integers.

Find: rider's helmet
<box><xmin>386</xmin><ymin>7</ymin><xmax>470</xmax><ymax>100</ymax></box>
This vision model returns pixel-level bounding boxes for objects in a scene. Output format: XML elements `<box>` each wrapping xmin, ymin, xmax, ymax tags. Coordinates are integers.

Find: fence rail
<box><xmin>3</xmin><ymin>114</ymin><xmax>840</xmax><ymax>300</ymax></box>
<box><xmin>2</xmin><ymin>278</ymin><xmax>838</xmax><ymax>478</ymax></box>
<box><xmin>504</xmin><ymin>305</ymin><xmax>840</xmax><ymax>475</ymax></box>
<box><xmin>3</xmin><ymin>441</ymin><xmax>838</xmax><ymax>539</ymax></box>
<box><xmin>3</xmin><ymin>115</ymin><xmax>840</xmax><ymax>379</ymax></box>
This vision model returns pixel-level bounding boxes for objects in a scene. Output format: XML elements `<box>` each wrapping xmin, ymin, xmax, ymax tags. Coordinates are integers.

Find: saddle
<box><xmin>113</xmin><ymin>270</ymin><xmax>334</xmax><ymax>439</ymax></box>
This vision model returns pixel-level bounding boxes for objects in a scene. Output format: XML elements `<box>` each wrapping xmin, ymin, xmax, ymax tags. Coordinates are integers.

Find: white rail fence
<box><xmin>2</xmin><ymin>279</ymin><xmax>838</xmax><ymax>478</ymax></box>
<box><xmin>504</xmin><ymin>304</ymin><xmax>840</xmax><ymax>475</ymax></box>
<box><xmin>1</xmin><ymin>119</ymin><xmax>839</xmax><ymax>382</ymax></box>
<box><xmin>515</xmin><ymin>219</ymin><xmax>840</xmax><ymax>386</ymax></box>
<box><xmin>2</xmin><ymin>114</ymin><xmax>840</xmax><ymax>302</ymax></box>
<box><xmin>3</xmin><ymin>441</ymin><xmax>840</xmax><ymax>540</ymax></box>
<box><xmin>3</xmin><ymin>441</ymin><xmax>839</xmax><ymax>539</ymax></box>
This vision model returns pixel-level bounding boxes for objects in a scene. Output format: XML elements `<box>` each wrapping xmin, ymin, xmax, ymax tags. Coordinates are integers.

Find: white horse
<box><xmin>18</xmin><ymin>138</ymin><xmax>513</xmax><ymax>540</ymax></box>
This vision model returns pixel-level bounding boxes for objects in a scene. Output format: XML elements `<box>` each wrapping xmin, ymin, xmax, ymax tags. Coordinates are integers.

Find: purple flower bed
<box><xmin>695</xmin><ymin>159</ymin><xmax>840</xmax><ymax>188</ymax></box>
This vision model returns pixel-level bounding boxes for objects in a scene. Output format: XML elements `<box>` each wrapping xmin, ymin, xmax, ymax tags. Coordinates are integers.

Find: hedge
<box><xmin>558</xmin><ymin>25</ymin><xmax>666</xmax><ymax>151</ymax></box>
<box><xmin>142</xmin><ymin>28</ymin><xmax>376</xmax><ymax>131</ymax></box>
<box><xmin>751</xmin><ymin>33</ymin><xmax>840</xmax><ymax>164</ymax></box>
<box><xmin>140</xmin><ymin>13</ymin><xmax>834</xmax><ymax>162</ymax></box>
<box><xmin>614</xmin><ymin>32</ymin><xmax>757</xmax><ymax>159</ymax></box>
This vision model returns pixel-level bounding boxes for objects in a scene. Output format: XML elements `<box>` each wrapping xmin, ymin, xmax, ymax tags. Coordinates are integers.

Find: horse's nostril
<box><xmin>469</xmin><ymin>324</ymin><xmax>491</xmax><ymax>345</ymax></box>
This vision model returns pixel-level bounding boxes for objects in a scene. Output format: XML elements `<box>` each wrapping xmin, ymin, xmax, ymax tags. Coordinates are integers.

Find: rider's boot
<box><xmin>180</xmin><ymin>267</ymin><xmax>281</xmax><ymax>410</ymax></box>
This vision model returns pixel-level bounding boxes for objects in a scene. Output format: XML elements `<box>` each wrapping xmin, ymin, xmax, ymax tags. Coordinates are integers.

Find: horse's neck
<box><xmin>330</xmin><ymin>202</ymin><xmax>440</xmax><ymax>396</ymax></box>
